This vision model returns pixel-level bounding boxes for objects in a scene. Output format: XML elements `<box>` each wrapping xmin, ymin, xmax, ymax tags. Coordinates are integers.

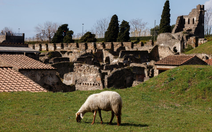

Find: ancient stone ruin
<box><xmin>156</xmin><ymin>4</ymin><xmax>207</xmax><ymax>53</ymax></box>
<box><xmin>27</xmin><ymin>4</ymin><xmax>208</xmax><ymax>91</ymax></box>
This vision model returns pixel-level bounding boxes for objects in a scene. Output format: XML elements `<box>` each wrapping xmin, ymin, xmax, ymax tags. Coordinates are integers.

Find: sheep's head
<box><xmin>76</xmin><ymin>112</ymin><xmax>83</xmax><ymax>122</ymax></box>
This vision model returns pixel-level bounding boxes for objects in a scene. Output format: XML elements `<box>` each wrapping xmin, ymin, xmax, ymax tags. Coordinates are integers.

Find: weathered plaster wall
<box><xmin>19</xmin><ymin>69</ymin><xmax>74</xmax><ymax>92</ymax></box>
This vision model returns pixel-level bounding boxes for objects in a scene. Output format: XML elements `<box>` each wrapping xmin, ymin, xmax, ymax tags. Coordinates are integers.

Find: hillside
<box><xmin>1</xmin><ymin>65</ymin><xmax>212</xmax><ymax>131</ymax></box>
<box><xmin>185</xmin><ymin>41</ymin><xmax>212</xmax><ymax>55</ymax></box>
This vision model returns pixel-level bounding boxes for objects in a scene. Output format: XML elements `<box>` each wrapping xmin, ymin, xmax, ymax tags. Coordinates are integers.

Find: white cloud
<box><xmin>205</xmin><ymin>0</ymin><xmax>212</xmax><ymax>9</ymax></box>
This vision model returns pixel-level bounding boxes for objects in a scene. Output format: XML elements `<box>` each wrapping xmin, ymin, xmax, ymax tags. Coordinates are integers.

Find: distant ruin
<box><xmin>156</xmin><ymin>4</ymin><xmax>207</xmax><ymax>53</ymax></box>
<box><xmin>27</xmin><ymin>4</ymin><xmax>209</xmax><ymax>91</ymax></box>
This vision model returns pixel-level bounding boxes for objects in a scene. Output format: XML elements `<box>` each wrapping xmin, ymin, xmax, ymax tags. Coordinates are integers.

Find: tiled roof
<box><xmin>155</xmin><ymin>55</ymin><xmax>195</xmax><ymax>66</ymax></box>
<box><xmin>0</xmin><ymin>54</ymin><xmax>55</xmax><ymax>70</ymax></box>
<box><xmin>0</xmin><ymin>68</ymin><xmax>47</xmax><ymax>92</ymax></box>
<box><xmin>205</xmin><ymin>59</ymin><xmax>212</xmax><ymax>66</ymax></box>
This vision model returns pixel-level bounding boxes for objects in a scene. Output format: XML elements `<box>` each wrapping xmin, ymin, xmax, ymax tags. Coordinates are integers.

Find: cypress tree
<box><xmin>104</xmin><ymin>14</ymin><xmax>119</xmax><ymax>42</ymax></box>
<box><xmin>117</xmin><ymin>20</ymin><xmax>130</xmax><ymax>42</ymax></box>
<box><xmin>52</xmin><ymin>24</ymin><xmax>69</xmax><ymax>43</ymax></box>
<box><xmin>159</xmin><ymin>0</ymin><xmax>171</xmax><ymax>33</ymax></box>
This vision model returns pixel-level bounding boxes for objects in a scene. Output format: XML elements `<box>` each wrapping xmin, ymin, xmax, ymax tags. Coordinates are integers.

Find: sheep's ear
<box><xmin>80</xmin><ymin>113</ymin><xmax>84</xmax><ymax>119</ymax></box>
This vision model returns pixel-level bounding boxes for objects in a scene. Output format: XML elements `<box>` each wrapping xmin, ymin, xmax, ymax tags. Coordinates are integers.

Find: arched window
<box><xmin>193</xmin><ymin>18</ymin><xmax>195</xmax><ymax>24</ymax></box>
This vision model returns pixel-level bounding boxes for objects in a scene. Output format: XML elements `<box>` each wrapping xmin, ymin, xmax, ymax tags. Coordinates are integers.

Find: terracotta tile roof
<box><xmin>0</xmin><ymin>68</ymin><xmax>47</xmax><ymax>92</ymax></box>
<box><xmin>205</xmin><ymin>59</ymin><xmax>212</xmax><ymax>66</ymax></box>
<box><xmin>0</xmin><ymin>54</ymin><xmax>55</xmax><ymax>70</ymax></box>
<box><xmin>155</xmin><ymin>55</ymin><xmax>195</xmax><ymax>66</ymax></box>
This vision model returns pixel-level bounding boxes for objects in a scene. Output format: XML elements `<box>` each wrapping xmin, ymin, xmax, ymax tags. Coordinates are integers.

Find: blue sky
<box><xmin>0</xmin><ymin>0</ymin><xmax>211</xmax><ymax>38</ymax></box>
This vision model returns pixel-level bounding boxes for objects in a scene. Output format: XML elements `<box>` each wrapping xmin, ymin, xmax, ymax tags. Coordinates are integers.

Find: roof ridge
<box><xmin>0</xmin><ymin>54</ymin><xmax>55</xmax><ymax>70</ymax></box>
<box><xmin>180</xmin><ymin>55</ymin><xmax>195</xmax><ymax>65</ymax></box>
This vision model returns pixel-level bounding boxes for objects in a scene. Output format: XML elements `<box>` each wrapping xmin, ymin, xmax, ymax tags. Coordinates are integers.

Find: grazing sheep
<box><xmin>76</xmin><ymin>91</ymin><xmax>122</xmax><ymax>126</ymax></box>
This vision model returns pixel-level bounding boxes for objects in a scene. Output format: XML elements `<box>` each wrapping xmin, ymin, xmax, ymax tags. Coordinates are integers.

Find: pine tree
<box><xmin>159</xmin><ymin>0</ymin><xmax>171</xmax><ymax>33</ymax></box>
<box><xmin>52</xmin><ymin>24</ymin><xmax>69</xmax><ymax>43</ymax></box>
<box><xmin>117</xmin><ymin>20</ymin><xmax>130</xmax><ymax>42</ymax></box>
<box><xmin>63</xmin><ymin>30</ymin><xmax>74</xmax><ymax>43</ymax></box>
<box><xmin>104</xmin><ymin>14</ymin><xmax>119</xmax><ymax>42</ymax></box>
<box><xmin>79</xmin><ymin>32</ymin><xmax>96</xmax><ymax>42</ymax></box>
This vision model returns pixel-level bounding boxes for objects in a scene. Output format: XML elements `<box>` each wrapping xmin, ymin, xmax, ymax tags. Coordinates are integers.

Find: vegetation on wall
<box><xmin>159</xmin><ymin>0</ymin><xmax>171</xmax><ymax>33</ymax></box>
<box><xmin>104</xmin><ymin>14</ymin><xmax>119</xmax><ymax>42</ymax></box>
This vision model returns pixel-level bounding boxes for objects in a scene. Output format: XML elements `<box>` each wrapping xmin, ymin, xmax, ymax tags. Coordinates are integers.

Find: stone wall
<box><xmin>19</xmin><ymin>69</ymin><xmax>74</xmax><ymax>92</ymax></box>
<box><xmin>29</xmin><ymin>42</ymin><xmax>134</xmax><ymax>52</ymax></box>
<box><xmin>157</xmin><ymin>46</ymin><xmax>175</xmax><ymax>60</ymax></box>
<box><xmin>0</xmin><ymin>35</ymin><xmax>6</xmax><ymax>43</ymax></box>
<box><xmin>63</xmin><ymin>63</ymin><xmax>103</xmax><ymax>91</ymax></box>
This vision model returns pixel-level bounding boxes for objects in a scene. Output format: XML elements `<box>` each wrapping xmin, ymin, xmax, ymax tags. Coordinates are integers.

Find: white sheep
<box><xmin>76</xmin><ymin>91</ymin><xmax>122</xmax><ymax>126</ymax></box>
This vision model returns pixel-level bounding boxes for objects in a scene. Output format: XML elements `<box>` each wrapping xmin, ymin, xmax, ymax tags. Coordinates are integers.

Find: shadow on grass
<box><xmin>121</xmin><ymin>123</ymin><xmax>148</xmax><ymax>127</ymax></box>
<box><xmin>83</xmin><ymin>121</ymin><xmax>148</xmax><ymax>127</ymax></box>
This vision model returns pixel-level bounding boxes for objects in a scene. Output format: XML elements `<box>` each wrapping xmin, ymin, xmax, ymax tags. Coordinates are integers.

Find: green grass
<box><xmin>1</xmin><ymin>65</ymin><xmax>212</xmax><ymax>131</ymax></box>
<box><xmin>185</xmin><ymin>41</ymin><xmax>212</xmax><ymax>55</ymax></box>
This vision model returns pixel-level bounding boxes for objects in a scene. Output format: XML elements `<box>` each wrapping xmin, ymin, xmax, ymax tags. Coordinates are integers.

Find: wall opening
<box><xmin>173</xmin><ymin>47</ymin><xmax>178</xmax><ymax>53</ymax></box>
<box><xmin>61</xmin><ymin>43</ymin><xmax>64</xmax><ymax>49</ymax></box>
<box><xmin>46</xmin><ymin>44</ymin><xmax>48</xmax><ymax>51</ymax></box>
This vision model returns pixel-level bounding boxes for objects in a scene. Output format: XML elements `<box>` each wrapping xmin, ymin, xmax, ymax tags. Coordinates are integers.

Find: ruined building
<box><xmin>156</xmin><ymin>5</ymin><xmax>207</xmax><ymax>53</ymax></box>
<box><xmin>172</xmin><ymin>5</ymin><xmax>205</xmax><ymax>38</ymax></box>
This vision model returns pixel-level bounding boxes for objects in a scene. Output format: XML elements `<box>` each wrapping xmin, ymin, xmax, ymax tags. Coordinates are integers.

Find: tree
<box><xmin>104</xmin><ymin>14</ymin><xmax>119</xmax><ymax>42</ymax></box>
<box><xmin>63</xmin><ymin>30</ymin><xmax>74</xmax><ymax>43</ymax></box>
<box><xmin>52</xmin><ymin>24</ymin><xmax>69</xmax><ymax>43</ymax></box>
<box><xmin>35</xmin><ymin>21</ymin><xmax>58</xmax><ymax>41</ymax></box>
<box><xmin>159</xmin><ymin>0</ymin><xmax>171</xmax><ymax>33</ymax></box>
<box><xmin>1</xmin><ymin>27</ymin><xmax>13</xmax><ymax>34</ymax></box>
<box><xmin>79</xmin><ymin>32</ymin><xmax>96</xmax><ymax>42</ymax></box>
<box><xmin>205</xmin><ymin>8</ymin><xmax>212</xmax><ymax>36</ymax></box>
<box><xmin>150</xmin><ymin>25</ymin><xmax>160</xmax><ymax>36</ymax></box>
<box><xmin>130</xmin><ymin>18</ymin><xmax>147</xmax><ymax>37</ymax></box>
<box><xmin>91</xmin><ymin>18</ymin><xmax>109</xmax><ymax>38</ymax></box>
<box><xmin>117</xmin><ymin>20</ymin><xmax>130</xmax><ymax>42</ymax></box>
<box><xmin>150</xmin><ymin>24</ymin><xmax>174</xmax><ymax>36</ymax></box>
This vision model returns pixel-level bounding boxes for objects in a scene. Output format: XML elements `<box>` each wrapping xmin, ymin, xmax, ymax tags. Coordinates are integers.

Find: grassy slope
<box><xmin>1</xmin><ymin>65</ymin><xmax>212</xmax><ymax>131</ymax></box>
<box><xmin>185</xmin><ymin>41</ymin><xmax>212</xmax><ymax>55</ymax></box>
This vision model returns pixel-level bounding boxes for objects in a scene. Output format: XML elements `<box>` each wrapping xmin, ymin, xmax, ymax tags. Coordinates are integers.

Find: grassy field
<box><xmin>1</xmin><ymin>65</ymin><xmax>212</xmax><ymax>131</ymax></box>
<box><xmin>185</xmin><ymin>41</ymin><xmax>212</xmax><ymax>55</ymax></box>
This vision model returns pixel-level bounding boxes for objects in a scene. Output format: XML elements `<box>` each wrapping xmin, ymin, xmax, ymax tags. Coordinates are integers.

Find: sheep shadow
<box><xmin>83</xmin><ymin>121</ymin><xmax>148</xmax><ymax>127</ymax></box>
<box><xmin>121</xmin><ymin>123</ymin><xmax>148</xmax><ymax>127</ymax></box>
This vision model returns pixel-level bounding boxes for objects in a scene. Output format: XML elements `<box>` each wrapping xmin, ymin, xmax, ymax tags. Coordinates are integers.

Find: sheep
<box><xmin>76</xmin><ymin>91</ymin><xmax>122</xmax><ymax>126</ymax></box>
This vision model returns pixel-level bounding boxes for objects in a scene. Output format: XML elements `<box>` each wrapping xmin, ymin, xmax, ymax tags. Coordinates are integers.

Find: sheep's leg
<box><xmin>116</xmin><ymin>114</ymin><xmax>121</xmax><ymax>126</ymax></box>
<box><xmin>98</xmin><ymin>109</ymin><xmax>103</xmax><ymax>124</ymax></box>
<box><xmin>91</xmin><ymin>110</ymin><xmax>97</xmax><ymax>125</ymax></box>
<box><xmin>109</xmin><ymin>111</ymin><xmax>114</xmax><ymax>125</ymax></box>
